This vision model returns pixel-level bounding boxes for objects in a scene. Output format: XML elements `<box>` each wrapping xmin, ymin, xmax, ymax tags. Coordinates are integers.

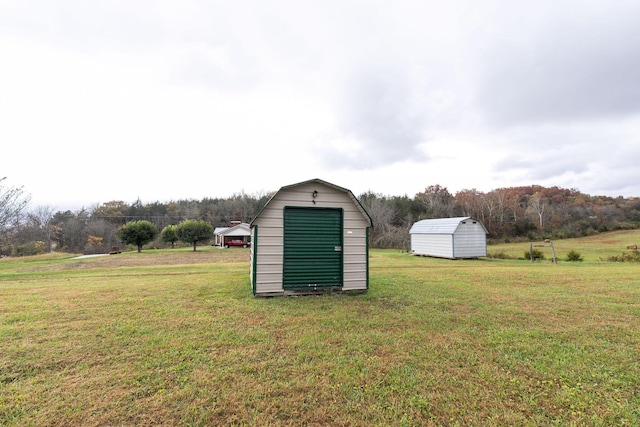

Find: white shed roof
<box><xmin>409</xmin><ymin>217</ymin><xmax>487</xmax><ymax>234</ymax></box>
<box><xmin>215</xmin><ymin>222</ymin><xmax>250</xmax><ymax>236</ymax></box>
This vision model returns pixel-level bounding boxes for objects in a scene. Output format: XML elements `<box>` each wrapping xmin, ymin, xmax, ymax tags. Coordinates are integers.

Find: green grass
<box><xmin>1</xmin><ymin>240</ymin><xmax>639</xmax><ymax>426</ymax></box>
<box><xmin>488</xmin><ymin>229</ymin><xmax>640</xmax><ymax>262</ymax></box>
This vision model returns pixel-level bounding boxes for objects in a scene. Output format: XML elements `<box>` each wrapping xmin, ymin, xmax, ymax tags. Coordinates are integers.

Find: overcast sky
<box><xmin>2</xmin><ymin>0</ymin><xmax>640</xmax><ymax>211</ymax></box>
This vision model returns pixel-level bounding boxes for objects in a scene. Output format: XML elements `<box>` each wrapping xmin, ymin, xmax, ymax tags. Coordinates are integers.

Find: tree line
<box><xmin>1</xmin><ymin>178</ymin><xmax>639</xmax><ymax>256</ymax></box>
<box><xmin>363</xmin><ymin>184</ymin><xmax>640</xmax><ymax>250</ymax></box>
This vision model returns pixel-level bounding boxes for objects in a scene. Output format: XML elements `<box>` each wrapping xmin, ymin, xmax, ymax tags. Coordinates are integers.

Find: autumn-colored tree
<box><xmin>86</xmin><ymin>235</ymin><xmax>104</xmax><ymax>254</ymax></box>
<box><xmin>3</xmin><ymin>184</ymin><xmax>639</xmax><ymax>254</ymax></box>
<box><xmin>455</xmin><ymin>189</ymin><xmax>484</xmax><ymax>219</ymax></box>
<box><xmin>93</xmin><ymin>201</ymin><xmax>128</xmax><ymax>226</ymax></box>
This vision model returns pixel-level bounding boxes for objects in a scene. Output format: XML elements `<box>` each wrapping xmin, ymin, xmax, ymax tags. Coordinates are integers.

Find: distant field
<box><xmin>1</xmin><ymin>234</ymin><xmax>639</xmax><ymax>426</ymax></box>
<box><xmin>488</xmin><ymin>228</ymin><xmax>640</xmax><ymax>262</ymax></box>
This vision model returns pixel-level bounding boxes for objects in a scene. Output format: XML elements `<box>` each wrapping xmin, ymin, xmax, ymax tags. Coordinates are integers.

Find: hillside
<box><xmin>488</xmin><ymin>229</ymin><xmax>640</xmax><ymax>262</ymax></box>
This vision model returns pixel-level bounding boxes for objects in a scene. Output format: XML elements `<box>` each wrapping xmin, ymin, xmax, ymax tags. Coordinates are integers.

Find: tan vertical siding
<box><xmin>252</xmin><ymin>180</ymin><xmax>370</xmax><ymax>294</ymax></box>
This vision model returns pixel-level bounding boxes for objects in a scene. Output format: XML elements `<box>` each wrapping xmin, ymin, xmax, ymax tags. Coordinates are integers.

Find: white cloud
<box><xmin>2</xmin><ymin>0</ymin><xmax>640</xmax><ymax>211</ymax></box>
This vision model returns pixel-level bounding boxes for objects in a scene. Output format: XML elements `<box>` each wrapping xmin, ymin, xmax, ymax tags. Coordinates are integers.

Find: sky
<box><xmin>2</xmin><ymin>0</ymin><xmax>640</xmax><ymax>212</ymax></box>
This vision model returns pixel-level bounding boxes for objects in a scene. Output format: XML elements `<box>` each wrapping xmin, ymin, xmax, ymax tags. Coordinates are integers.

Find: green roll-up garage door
<box><xmin>283</xmin><ymin>207</ymin><xmax>343</xmax><ymax>290</ymax></box>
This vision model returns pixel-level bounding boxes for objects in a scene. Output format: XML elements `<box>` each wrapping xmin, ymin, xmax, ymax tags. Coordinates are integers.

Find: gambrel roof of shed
<box><xmin>250</xmin><ymin>178</ymin><xmax>372</xmax><ymax>227</ymax></box>
<box><xmin>409</xmin><ymin>217</ymin><xmax>488</xmax><ymax>234</ymax></box>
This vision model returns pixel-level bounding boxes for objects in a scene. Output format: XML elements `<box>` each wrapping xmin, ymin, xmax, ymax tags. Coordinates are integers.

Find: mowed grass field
<box><xmin>1</xmin><ymin>231</ymin><xmax>639</xmax><ymax>426</ymax></box>
<box><xmin>488</xmin><ymin>229</ymin><xmax>640</xmax><ymax>262</ymax></box>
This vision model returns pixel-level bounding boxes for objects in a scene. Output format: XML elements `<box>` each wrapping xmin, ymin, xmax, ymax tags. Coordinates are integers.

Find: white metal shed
<box><xmin>409</xmin><ymin>217</ymin><xmax>488</xmax><ymax>259</ymax></box>
<box><xmin>249</xmin><ymin>178</ymin><xmax>372</xmax><ymax>296</ymax></box>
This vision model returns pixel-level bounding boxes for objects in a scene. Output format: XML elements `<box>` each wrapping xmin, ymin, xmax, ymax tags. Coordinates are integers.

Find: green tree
<box><xmin>160</xmin><ymin>224</ymin><xmax>179</xmax><ymax>248</ymax></box>
<box><xmin>116</xmin><ymin>220</ymin><xmax>158</xmax><ymax>252</ymax></box>
<box><xmin>177</xmin><ymin>219</ymin><xmax>213</xmax><ymax>251</ymax></box>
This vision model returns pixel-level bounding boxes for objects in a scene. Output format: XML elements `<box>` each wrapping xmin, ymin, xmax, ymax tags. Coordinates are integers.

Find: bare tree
<box><xmin>493</xmin><ymin>189</ymin><xmax>508</xmax><ymax>227</ymax></box>
<box><xmin>27</xmin><ymin>205</ymin><xmax>56</xmax><ymax>252</ymax></box>
<box><xmin>415</xmin><ymin>184</ymin><xmax>456</xmax><ymax>218</ymax></box>
<box><xmin>0</xmin><ymin>177</ymin><xmax>31</xmax><ymax>253</ymax></box>
<box><xmin>481</xmin><ymin>192</ymin><xmax>499</xmax><ymax>228</ymax></box>
<box><xmin>359</xmin><ymin>192</ymin><xmax>401</xmax><ymax>248</ymax></box>
<box><xmin>528</xmin><ymin>192</ymin><xmax>548</xmax><ymax>229</ymax></box>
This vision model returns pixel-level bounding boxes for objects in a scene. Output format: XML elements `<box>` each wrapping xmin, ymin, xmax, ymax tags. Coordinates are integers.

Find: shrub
<box><xmin>84</xmin><ymin>235</ymin><xmax>104</xmax><ymax>254</ymax></box>
<box><xmin>525</xmin><ymin>249</ymin><xmax>545</xmax><ymax>261</ymax></box>
<box><xmin>604</xmin><ymin>252</ymin><xmax>640</xmax><ymax>262</ymax></box>
<box><xmin>487</xmin><ymin>251</ymin><xmax>514</xmax><ymax>259</ymax></box>
<box><xmin>565</xmin><ymin>250</ymin><xmax>583</xmax><ymax>262</ymax></box>
<box><xmin>11</xmin><ymin>241</ymin><xmax>45</xmax><ymax>257</ymax></box>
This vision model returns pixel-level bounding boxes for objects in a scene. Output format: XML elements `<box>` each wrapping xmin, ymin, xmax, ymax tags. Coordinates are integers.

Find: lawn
<box><xmin>487</xmin><ymin>228</ymin><xmax>640</xmax><ymax>262</ymax></box>
<box><xmin>1</xmin><ymin>240</ymin><xmax>639</xmax><ymax>426</ymax></box>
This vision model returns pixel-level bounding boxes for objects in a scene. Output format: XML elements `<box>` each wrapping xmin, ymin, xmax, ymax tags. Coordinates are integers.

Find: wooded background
<box><xmin>3</xmin><ymin>184</ymin><xmax>639</xmax><ymax>255</ymax></box>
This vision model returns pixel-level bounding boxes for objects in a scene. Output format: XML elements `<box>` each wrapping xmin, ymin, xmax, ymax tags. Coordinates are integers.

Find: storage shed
<box><xmin>250</xmin><ymin>178</ymin><xmax>372</xmax><ymax>296</ymax></box>
<box><xmin>410</xmin><ymin>217</ymin><xmax>488</xmax><ymax>259</ymax></box>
